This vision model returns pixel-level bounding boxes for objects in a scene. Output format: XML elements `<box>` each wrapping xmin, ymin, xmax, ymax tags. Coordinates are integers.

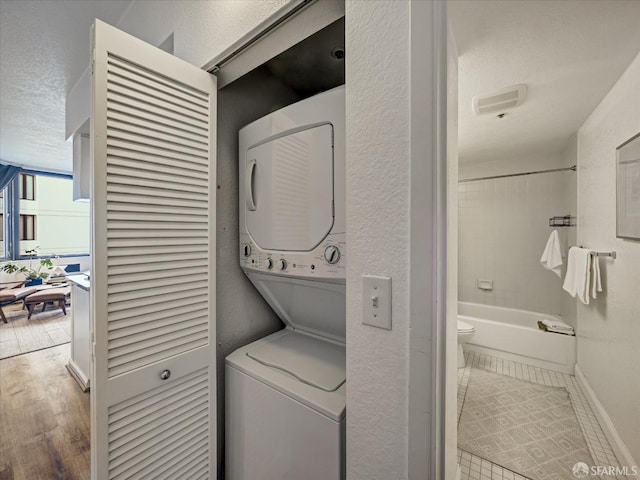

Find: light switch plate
<box><xmin>362</xmin><ymin>275</ymin><xmax>392</xmax><ymax>330</ymax></box>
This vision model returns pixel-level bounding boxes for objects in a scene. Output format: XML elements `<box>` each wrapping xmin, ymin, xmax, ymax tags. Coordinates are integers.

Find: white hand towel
<box><xmin>591</xmin><ymin>254</ymin><xmax>602</xmax><ymax>299</ymax></box>
<box><xmin>562</xmin><ymin>247</ymin><xmax>592</xmax><ymax>305</ymax></box>
<box><xmin>541</xmin><ymin>318</ymin><xmax>574</xmax><ymax>334</ymax></box>
<box><xmin>540</xmin><ymin>229</ymin><xmax>563</xmax><ymax>277</ymax></box>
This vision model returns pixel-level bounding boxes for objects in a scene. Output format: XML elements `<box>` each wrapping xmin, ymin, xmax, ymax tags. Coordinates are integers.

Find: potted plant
<box><xmin>1</xmin><ymin>248</ymin><xmax>57</xmax><ymax>287</ymax></box>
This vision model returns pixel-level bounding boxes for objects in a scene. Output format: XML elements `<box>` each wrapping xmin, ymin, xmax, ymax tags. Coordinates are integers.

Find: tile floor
<box><xmin>457</xmin><ymin>350</ymin><xmax>624</xmax><ymax>480</ymax></box>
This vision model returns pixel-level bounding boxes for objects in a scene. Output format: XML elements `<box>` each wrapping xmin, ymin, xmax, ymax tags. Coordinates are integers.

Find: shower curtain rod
<box><xmin>459</xmin><ymin>165</ymin><xmax>576</xmax><ymax>183</ymax></box>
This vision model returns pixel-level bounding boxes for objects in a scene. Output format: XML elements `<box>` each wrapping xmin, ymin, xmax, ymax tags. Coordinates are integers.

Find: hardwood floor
<box><xmin>0</xmin><ymin>344</ymin><xmax>90</xmax><ymax>480</ymax></box>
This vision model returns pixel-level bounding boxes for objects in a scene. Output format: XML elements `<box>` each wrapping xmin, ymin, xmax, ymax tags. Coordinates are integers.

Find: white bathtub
<box><xmin>459</xmin><ymin>302</ymin><xmax>576</xmax><ymax>374</ymax></box>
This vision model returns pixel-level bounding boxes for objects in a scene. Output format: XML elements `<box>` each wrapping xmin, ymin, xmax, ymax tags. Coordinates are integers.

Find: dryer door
<box><xmin>245</xmin><ymin>124</ymin><xmax>334</xmax><ymax>251</ymax></box>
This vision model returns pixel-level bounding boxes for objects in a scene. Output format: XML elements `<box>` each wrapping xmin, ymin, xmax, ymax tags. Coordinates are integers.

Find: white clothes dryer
<box><xmin>226</xmin><ymin>86</ymin><xmax>346</xmax><ymax>480</ymax></box>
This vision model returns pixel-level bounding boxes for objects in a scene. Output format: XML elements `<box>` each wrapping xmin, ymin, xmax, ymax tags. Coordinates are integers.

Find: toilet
<box><xmin>457</xmin><ymin>320</ymin><xmax>475</xmax><ymax>368</ymax></box>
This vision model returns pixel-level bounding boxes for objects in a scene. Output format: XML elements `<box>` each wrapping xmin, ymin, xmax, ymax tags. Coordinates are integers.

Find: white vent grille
<box><xmin>107</xmin><ymin>367</ymin><xmax>210</xmax><ymax>479</ymax></box>
<box><xmin>105</xmin><ymin>53</ymin><xmax>210</xmax><ymax>378</ymax></box>
<box><xmin>472</xmin><ymin>84</ymin><xmax>527</xmax><ymax>115</ymax></box>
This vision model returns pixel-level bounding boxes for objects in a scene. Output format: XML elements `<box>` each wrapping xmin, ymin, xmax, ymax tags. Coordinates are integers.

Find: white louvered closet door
<box><xmin>91</xmin><ymin>20</ymin><xmax>216</xmax><ymax>480</ymax></box>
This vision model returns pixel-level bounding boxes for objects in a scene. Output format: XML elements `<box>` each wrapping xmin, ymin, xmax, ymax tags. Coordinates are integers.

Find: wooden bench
<box><xmin>24</xmin><ymin>288</ymin><xmax>70</xmax><ymax>320</ymax></box>
<box><xmin>0</xmin><ymin>287</ymin><xmax>37</xmax><ymax>323</ymax></box>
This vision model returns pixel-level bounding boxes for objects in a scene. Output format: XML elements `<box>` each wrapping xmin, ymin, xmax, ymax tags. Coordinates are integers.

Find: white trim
<box><xmin>407</xmin><ymin>0</ymin><xmax>448</xmax><ymax>477</ymax></box>
<box><xmin>66</xmin><ymin>359</ymin><xmax>90</xmax><ymax>392</ymax></box>
<box><xmin>575</xmin><ymin>364</ymin><xmax>637</xmax><ymax>468</ymax></box>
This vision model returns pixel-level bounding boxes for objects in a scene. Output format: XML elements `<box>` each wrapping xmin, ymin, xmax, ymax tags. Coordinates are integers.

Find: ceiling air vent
<box><xmin>472</xmin><ymin>84</ymin><xmax>527</xmax><ymax>116</ymax></box>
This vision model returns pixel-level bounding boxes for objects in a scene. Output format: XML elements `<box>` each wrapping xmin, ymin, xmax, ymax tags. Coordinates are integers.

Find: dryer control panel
<box><xmin>240</xmin><ymin>232</ymin><xmax>346</xmax><ymax>281</ymax></box>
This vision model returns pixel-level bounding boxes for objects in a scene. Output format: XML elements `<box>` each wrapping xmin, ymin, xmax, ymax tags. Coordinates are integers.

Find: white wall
<box><xmin>458</xmin><ymin>154</ymin><xmax>576</xmax><ymax>319</ymax></box>
<box><xmin>576</xmin><ymin>51</ymin><xmax>640</xmax><ymax>464</ymax></box>
<box><xmin>346</xmin><ymin>1</ymin><xmax>444</xmax><ymax>478</ymax></box>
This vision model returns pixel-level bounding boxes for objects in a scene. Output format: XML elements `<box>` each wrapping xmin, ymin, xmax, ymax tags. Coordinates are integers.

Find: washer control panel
<box><xmin>240</xmin><ymin>233</ymin><xmax>346</xmax><ymax>280</ymax></box>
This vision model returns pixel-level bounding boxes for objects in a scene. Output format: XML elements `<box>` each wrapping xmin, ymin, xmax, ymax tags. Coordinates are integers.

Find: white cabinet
<box><xmin>72</xmin><ymin>132</ymin><xmax>90</xmax><ymax>201</ymax></box>
<box><xmin>66</xmin><ymin>275</ymin><xmax>91</xmax><ymax>391</ymax></box>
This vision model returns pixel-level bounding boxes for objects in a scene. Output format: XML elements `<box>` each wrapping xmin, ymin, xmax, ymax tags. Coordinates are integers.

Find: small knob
<box><xmin>324</xmin><ymin>245</ymin><xmax>341</xmax><ymax>265</ymax></box>
<box><xmin>242</xmin><ymin>244</ymin><xmax>252</xmax><ymax>257</ymax></box>
<box><xmin>277</xmin><ymin>259</ymin><xmax>287</xmax><ymax>270</ymax></box>
<box><xmin>265</xmin><ymin>258</ymin><xmax>273</xmax><ymax>270</ymax></box>
<box><xmin>160</xmin><ymin>369</ymin><xmax>171</xmax><ymax>380</ymax></box>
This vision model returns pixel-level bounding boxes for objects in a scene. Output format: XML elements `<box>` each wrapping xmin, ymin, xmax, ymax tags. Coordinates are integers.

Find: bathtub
<box><xmin>458</xmin><ymin>302</ymin><xmax>576</xmax><ymax>374</ymax></box>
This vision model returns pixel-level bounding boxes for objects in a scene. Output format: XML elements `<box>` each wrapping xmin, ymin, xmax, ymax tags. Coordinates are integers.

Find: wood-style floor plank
<box><xmin>0</xmin><ymin>344</ymin><xmax>90</xmax><ymax>480</ymax></box>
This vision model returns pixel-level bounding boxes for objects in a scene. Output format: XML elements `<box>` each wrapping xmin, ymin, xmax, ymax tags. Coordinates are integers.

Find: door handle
<box><xmin>246</xmin><ymin>159</ymin><xmax>257</xmax><ymax>211</ymax></box>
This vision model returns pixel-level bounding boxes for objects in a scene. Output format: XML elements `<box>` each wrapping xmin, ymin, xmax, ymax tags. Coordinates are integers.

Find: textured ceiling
<box><xmin>450</xmin><ymin>0</ymin><xmax>640</xmax><ymax>164</ymax></box>
<box><xmin>0</xmin><ymin>0</ymin><xmax>132</xmax><ymax>173</ymax></box>
<box><xmin>2</xmin><ymin>1</ymin><xmax>639</xmax><ymax>172</ymax></box>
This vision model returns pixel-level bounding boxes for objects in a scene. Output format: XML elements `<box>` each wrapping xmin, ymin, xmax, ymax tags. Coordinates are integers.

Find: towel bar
<box><xmin>591</xmin><ymin>251</ymin><xmax>616</xmax><ymax>259</ymax></box>
<box><xmin>572</xmin><ymin>246</ymin><xmax>617</xmax><ymax>259</ymax></box>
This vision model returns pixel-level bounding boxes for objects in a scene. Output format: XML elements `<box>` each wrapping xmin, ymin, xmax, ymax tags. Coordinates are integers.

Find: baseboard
<box><xmin>575</xmin><ymin>364</ymin><xmax>636</xmax><ymax>468</ymax></box>
<box><xmin>66</xmin><ymin>359</ymin><xmax>90</xmax><ymax>392</ymax></box>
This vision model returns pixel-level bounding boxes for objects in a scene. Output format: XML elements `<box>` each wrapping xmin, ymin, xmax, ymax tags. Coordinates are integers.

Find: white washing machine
<box><xmin>226</xmin><ymin>86</ymin><xmax>346</xmax><ymax>480</ymax></box>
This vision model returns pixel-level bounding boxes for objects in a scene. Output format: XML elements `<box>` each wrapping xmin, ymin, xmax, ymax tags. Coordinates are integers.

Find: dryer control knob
<box><xmin>277</xmin><ymin>259</ymin><xmax>287</xmax><ymax>270</ymax></box>
<box><xmin>265</xmin><ymin>258</ymin><xmax>273</xmax><ymax>270</ymax></box>
<box><xmin>324</xmin><ymin>245</ymin><xmax>341</xmax><ymax>265</ymax></box>
<box><xmin>242</xmin><ymin>244</ymin><xmax>252</xmax><ymax>257</ymax></box>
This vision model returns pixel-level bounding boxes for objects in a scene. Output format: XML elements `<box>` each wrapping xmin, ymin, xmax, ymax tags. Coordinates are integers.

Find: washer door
<box><xmin>245</xmin><ymin>124</ymin><xmax>334</xmax><ymax>251</ymax></box>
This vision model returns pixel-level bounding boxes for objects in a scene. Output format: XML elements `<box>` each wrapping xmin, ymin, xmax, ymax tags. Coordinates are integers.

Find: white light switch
<box><xmin>362</xmin><ymin>275</ymin><xmax>392</xmax><ymax>330</ymax></box>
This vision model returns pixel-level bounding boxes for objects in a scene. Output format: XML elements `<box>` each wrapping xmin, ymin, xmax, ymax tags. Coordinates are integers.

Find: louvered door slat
<box><xmin>110</xmin><ymin>389</ymin><xmax>208</xmax><ymax>445</ymax></box>
<box><xmin>107</xmin><ymin>119</ymin><xmax>209</xmax><ymax>154</ymax></box>
<box><xmin>108</xmin><ymin>251</ymin><xmax>208</xmax><ymax>266</ymax></box>
<box><xmin>108</xmin><ymin>110</ymin><xmax>209</xmax><ymax>144</ymax></box>
<box><xmin>108</xmin><ymin>258</ymin><xmax>208</xmax><ymax>275</ymax></box>
<box><xmin>92</xmin><ymin>19</ymin><xmax>215</xmax><ymax>479</ymax></box>
<box><xmin>108</xmin><ymin>183</ymin><xmax>207</xmax><ymax>201</ymax></box>
<box><xmin>154</xmin><ymin>451</ymin><xmax>208</xmax><ymax>480</ymax></box>
<box><xmin>106</xmin><ymin>73</ymin><xmax>209</xmax><ymax>117</ymax></box>
<box><xmin>108</xmin><ymin>296</ymin><xmax>206</xmax><ymax>323</ymax></box>
<box><xmin>107</xmin><ymin>153</ymin><xmax>207</xmax><ymax>181</ymax></box>
<box><xmin>107</xmin><ymin>105</ymin><xmax>207</xmax><ymax>140</ymax></box>
<box><xmin>110</xmin><ymin>403</ymin><xmax>208</xmax><ymax>456</ymax></box>
<box><xmin>107</xmin><ymin>56</ymin><xmax>208</xmax><ymax>106</ymax></box>
<box><xmin>107</xmin><ymin>245</ymin><xmax>208</xmax><ymax>257</ymax></box>
<box><xmin>107</xmin><ymin>138</ymin><xmax>208</xmax><ymax>168</ymax></box>
<box><xmin>109</xmin><ymin>312</ymin><xmax>208</xmax><ymax>341</ymax></box>
<box><xmin>107</xmin><ymin>271</ymin><xmax>208</xmax><ymax>291</ymax></box>
<box><xmin>107</xmin><ymin>193</ymin><xmax>207</xmax><ymax>210</ymax></box>
<box><xmin>107</xmin><ymin>159</ymin><xmax>209</xmax><ymax>187</ymax></box>
<box><xmin>108</xmin><ymin>288</ymin><xmax>208</xmax><ymax>314</ymax></box>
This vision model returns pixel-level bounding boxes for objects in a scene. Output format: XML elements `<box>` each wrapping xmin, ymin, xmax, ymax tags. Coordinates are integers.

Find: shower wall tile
<box><xmin>458</xmin><ymin>170</ymin><xmax>575</xmax><ymax>317</ymax></box>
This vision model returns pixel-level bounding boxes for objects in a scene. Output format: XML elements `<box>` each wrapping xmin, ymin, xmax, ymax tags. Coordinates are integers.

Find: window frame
<box><xmin>19</xmin><ymin>214</ymin><xmax>36</xmax><ymax>241</ymax></box>
<box><xmin>19</xmin><ymin>173</ymin><xmax>35</xmax><ymax>200</ymax></box>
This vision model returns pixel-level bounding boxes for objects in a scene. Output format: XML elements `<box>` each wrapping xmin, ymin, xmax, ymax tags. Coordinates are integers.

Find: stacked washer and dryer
<box><xmin>225</xmin><ymin>86</ymin><xmax>346</xmax><ymax>480</ymax></box>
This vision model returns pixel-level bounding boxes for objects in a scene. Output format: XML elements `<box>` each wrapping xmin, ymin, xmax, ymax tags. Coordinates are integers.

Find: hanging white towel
<box><xmin>591</xmin><ymin>254</ymin><xmax>603</xmax><ymax>299</ymax></box>
<box><xmin>562</xmin><ymin>247</ymin><xmax>592</xmax><ymax>305</ymax></box>
<box><xmin>540</xmin><ymin>229</ymin><xmax>563</xmax><ymax>277</ymax></box>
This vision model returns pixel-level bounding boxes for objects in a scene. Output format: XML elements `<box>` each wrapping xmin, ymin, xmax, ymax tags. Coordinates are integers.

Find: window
<box><xmin>1</xmin><ymin>172</ymin><xmax>89</xmax><ymax>259</ymax></box>
<box><xmin>19</xmin><ymin>174</ymin><xmax>35</xmax><ymax>200</ymax></box>
<box><xmin>19</xmin><ymin>214</ymin><xmax>36</xmax><ymax>241</ymax></box>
